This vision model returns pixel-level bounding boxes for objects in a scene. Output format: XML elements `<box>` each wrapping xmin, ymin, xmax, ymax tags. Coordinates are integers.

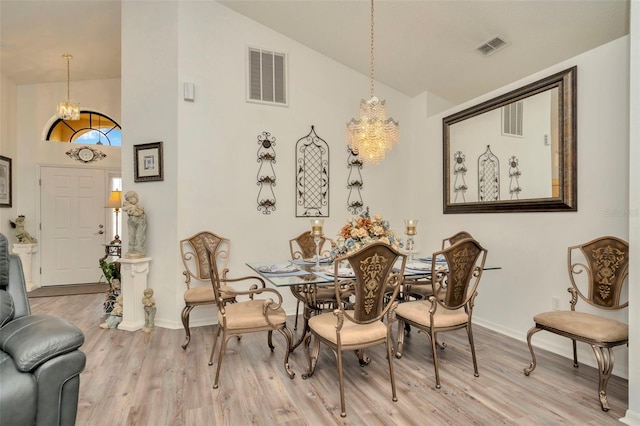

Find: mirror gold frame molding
<box><xmin>443</xmin><ymin>66</ymin><xmax>577</xmax><ymax>214</ymax></box>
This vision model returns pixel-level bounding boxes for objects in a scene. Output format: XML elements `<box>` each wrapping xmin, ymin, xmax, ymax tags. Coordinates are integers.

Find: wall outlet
<box><xmin>552</xmin><ymin>296</ymin><xmax>561</xmax><ymax>310</ymax></box>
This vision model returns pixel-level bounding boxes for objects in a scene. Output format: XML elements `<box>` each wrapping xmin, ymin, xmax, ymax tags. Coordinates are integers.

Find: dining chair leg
<box><xmin>208</xmin><ymin>325</ymin><xmax>222</xmax><ymax>366</ymax></box>
<box><xmin>267</xmin><ymin>330</ymin><xmax>275</xmax><ymax>351</ymax></box>
<box><xmin>302</xmin><ymin>333</ymin><xmax>319</xmax><ymax>379</ymax></box>
<box><xmin>429</xmin><ymin>328</ymin><xmax>442</xmax><ymax>389</ymax></box>
<box><xmin>181</xmin><ymin>305</ymin><xmax>195</xmax><ymax>350</ymax></box>
<box><xmin>572</xmin><ymin>338</ymin><xmax>579</xmax><ymax>367</ymax></box>
<box><xmin>213</xmin><ymin>333</ymin><xmax>229</xmax><ymax>389</ymax></box>
<box><xmin>593</xmin><ymin>345</ymin><xmax>615</xmax><ymax>411</ymax></box>
<box><xmin>337</xmin><ymin>348</ymin><xmax>347</xmax><ymax>417</ymax></box>
<box><xmin>277</xmin><ymin>327</ymin><xmax>295</xmax><ymax>379</ymax></box>
<box><xmin>523</xmin><ymin>326</ymin><xmax>542</xmax><ymax>376</ymax></box>
<box><xmin>386</xmin><ymin>334</ymin><xmax>398</xmax><ymax>403</ymax></box>
<box><xmin>466</xmin><ymin>323</ymin><xmax>479</xmax><ymax>377</ymax></box>
<box><xmin>395</xmin><ymin>319</ymin><xmax>406</xmax><ymax>358</ymax></box>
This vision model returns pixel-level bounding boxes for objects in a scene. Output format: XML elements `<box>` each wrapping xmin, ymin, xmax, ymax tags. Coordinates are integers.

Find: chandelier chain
<box><xmin>369</xmin><ymin>0</ymin><xmax>375</xmax><ymax>98</ymax></box>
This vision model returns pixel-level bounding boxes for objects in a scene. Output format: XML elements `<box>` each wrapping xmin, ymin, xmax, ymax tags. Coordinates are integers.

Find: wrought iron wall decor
<box><xmin>256</xmin><ymin>131</ymin><xmax>277</xmax><ymax>214</ymax></box>
<box><xmin>478</xmin><ymin>145</ymin><xmax>500</xmax><ymax>201</ymax></box>
<box><xmin>295</xmin><ymin>126</ymin><xmax>329</xmax><ymax>217</ymax></box>
<box><xmin>346</xmin><ymin>148</ymin><xmax>364</xmax><ymax>214</ymax></box>
<box><xmin>508</xmin><ymin>155</ymin><xmax>522</xmax><ymax>200</ymax></box>
<box><xmin>453</xmin><ymin>151</ymin><xmax>468</xmax><ymax>203</ymax></box>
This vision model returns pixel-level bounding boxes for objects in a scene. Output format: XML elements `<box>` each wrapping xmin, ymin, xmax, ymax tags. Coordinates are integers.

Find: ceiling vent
<box><xmin>476</xmin><ymin>36</ymin><xmax>508</xmax><ymax>56</ymax></box>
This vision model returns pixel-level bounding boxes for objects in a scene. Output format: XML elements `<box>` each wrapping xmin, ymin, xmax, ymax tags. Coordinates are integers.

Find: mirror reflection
<box><xmin>443</xmin><ymin>67</ymin><xmax>577</xmax><ymax>213</ymax></box>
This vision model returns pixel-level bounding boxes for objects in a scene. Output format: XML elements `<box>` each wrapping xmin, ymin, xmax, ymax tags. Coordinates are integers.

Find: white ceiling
<box><xmin>0</xmin><ymin>0</ymin><xmax>630</xmax><ymax>105</ymax></box>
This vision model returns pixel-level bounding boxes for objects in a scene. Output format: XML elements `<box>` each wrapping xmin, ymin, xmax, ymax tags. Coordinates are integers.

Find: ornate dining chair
<box><xmin>180</xmin><ymin>231</ymin><xmax>236</xmax><ymax>350</ymax></box>
<box><xmin>302</xmin><ymin>241</ymin><xmax>406</xmax><ymax>417</ymax></box>
<box><xmin>289</xmin><ymin>231</ymin><xmax>337</xmax><ymax>330</ymax></box>
<box><xmin>395</xmin><ymin>237</ymin><xmax>488</xmax><ymax>389</ymax></box>
<box><xmin>523</xmin><ymin>236</ymin><xmax>629</xmax><ymax>411</ymax></box>
<box><xmin>206</xmin><ymin>248</ymin><xmax>294</xmax><ymax>389</ymax></box>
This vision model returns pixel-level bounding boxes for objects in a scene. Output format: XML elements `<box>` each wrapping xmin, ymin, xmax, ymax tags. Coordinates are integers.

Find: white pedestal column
<box><xmin>11</xmin><ymin>243</ymin><xmax>38</xmax><ymax>292</ymax></box>
<box><xmin>118</xmin><ymin>257</ymin><xmax>151</xmax><ymax>332</ymax></box>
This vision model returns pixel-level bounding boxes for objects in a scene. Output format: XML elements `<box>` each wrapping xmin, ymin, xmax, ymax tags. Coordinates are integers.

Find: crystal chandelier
<box><xmin>57</xmin><ymin>54</ymin><xmax>80</xmax><ymax>121</ymax></box>
<box><xmin>345</xmin><ymin>0</ymin><xmax>399</xmax><ymax>166</ymax></box>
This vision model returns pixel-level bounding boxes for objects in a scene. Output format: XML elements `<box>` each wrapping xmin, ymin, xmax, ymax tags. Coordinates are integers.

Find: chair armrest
<box><xmin>220</xmin><ymin>275</ymin><xmax>267</xmax><ymax>292</ymax></box>
<box><xmin>0</xmin><ymin>315</ymin><xmax>84</xmax><ymax>372</ymax></box>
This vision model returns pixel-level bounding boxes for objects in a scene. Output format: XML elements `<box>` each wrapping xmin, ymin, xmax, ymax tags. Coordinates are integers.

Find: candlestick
<box><xmin>310</xmin><ymin>219</ymin><xmax>324</xmax><ymax>270</ymax></box>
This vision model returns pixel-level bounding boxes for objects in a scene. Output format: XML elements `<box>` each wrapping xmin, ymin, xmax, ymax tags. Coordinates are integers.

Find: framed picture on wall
<box><xmin>134</xmin><ymin>142</ymin><xmax>164</xmax><ymax>182</ymax></box>
<box><xmin>0</xmin><ymin>155</ymin><xmax>11</xmax><ymax>207</ymax></box>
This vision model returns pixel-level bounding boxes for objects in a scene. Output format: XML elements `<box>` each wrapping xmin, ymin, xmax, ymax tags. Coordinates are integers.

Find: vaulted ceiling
<box><xmin>0</xmin><ymin>0</ymin><xmax>630</xmax><ymax>105</ymax></box>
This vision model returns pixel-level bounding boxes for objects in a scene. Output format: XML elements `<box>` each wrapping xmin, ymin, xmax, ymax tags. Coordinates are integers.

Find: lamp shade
<box><xmin>105</xmin><ymin>190</ymin><xmax>122</xmax><ymax>209</ymax></box>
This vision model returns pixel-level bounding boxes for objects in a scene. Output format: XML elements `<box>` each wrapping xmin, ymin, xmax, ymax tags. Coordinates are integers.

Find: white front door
<box><xmin>40</xmin><ymin>167</ymin><xmax>107</xmax><ymax>286</ymax></box>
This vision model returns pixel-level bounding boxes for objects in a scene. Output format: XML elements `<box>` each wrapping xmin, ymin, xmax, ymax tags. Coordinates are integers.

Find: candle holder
<box><xmin>404</xmin><ymin>219</ymin><xmax>418</xmax><ymax>262</ymax></box>
<box><xmin>310</xmin><ymin>219</ymin><xmax>325</xmax><ymax>271</ymax></box>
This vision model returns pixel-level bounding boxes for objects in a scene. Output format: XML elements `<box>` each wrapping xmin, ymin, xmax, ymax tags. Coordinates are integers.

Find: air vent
<box><xmin>247</xmin><ymin>47</ymin><xmax>288</xmax><ymax>106</ymax></box>
<box><xmin>476</xmin><ymin>36</ymin><xmax>508</xmax><ymax>56</ymax></box>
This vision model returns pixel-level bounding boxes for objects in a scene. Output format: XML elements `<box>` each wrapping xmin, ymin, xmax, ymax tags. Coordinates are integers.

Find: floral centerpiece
<box><xmin>331</xmin><ymin>208</ymin><xmax>401</xmax><ymax>259</ymax></box>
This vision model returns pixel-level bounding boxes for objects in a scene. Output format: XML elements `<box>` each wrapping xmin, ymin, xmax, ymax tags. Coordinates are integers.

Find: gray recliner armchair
<box><xmin>0</xmin><ymin>233</ymin><xmax>86</xmax><ymax>426</ymax></box>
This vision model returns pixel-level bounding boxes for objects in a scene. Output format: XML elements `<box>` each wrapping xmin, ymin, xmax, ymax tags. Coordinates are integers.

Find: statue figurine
<box><xmin>9</xmin><ymin>215</ymin><xmax>37</xmax><ymax>244</ymax></box>
<box><xmin>122</xmin><ymin>191</ymin><xmax>146</xmax><ymax>258</ymax></box>
<box><xmin>142</xmin><ymin>288</ymin><xmax>156</xmax><ymax>333</ymax></box>
<box><xmin>100</xmin><ymin>295</ymin><xmax>123</xmax><ymax>329</ymax></box>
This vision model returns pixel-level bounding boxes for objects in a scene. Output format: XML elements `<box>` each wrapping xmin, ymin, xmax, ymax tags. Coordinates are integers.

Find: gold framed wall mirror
<box><xmin>443</xmin><ymin>66</ymin><xmax>577</xmax><ymax>213</ymax></box>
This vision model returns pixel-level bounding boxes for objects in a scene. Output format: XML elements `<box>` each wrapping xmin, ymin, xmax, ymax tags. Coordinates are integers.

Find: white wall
<box><xmin>417</xmin><ymin>36</ymin><xmax>630</xmax><ymax>378</ymax></box>
<box><xmin>0</xmin><ymin>74</ymin><xmax>17</xmax><ymax>237</ymax></box>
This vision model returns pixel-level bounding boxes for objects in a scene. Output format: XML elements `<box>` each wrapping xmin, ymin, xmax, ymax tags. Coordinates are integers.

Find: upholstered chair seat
<box><xmin>308</xmin><ymin>310</ymin><xmax>387</xmax><ymax>345</ymax></box>
<box><xmin>219</xmin><ymin>299</ymin><xmax>287</xmax><ymax>329</ymax></box>
<box><xmin>395</xmin><ymin>301</ymin><xmax>468</xmax><ymax>328</ymax></box>
<box><xmin>183</xmin><ymin>285</ymin><xmax>235</xmax><ymax>305</ymax></box>
<box><xmin>532</xmin><ymin>311</ymin><xmax>628</xmax><ymax>343</ymax></box>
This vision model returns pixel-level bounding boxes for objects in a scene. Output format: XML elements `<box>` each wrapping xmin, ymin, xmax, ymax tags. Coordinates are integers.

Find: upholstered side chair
<box><xmin>302</xmin><ymin>241</ymin><xmax>406</xmax><ymax>417</ymax></box>
<box><xmin>524</xmin><ymin>236</ymin><xmax>629</xmax><ymax>411</ymax></box>
<box><xmin>206</xmin><ymin>248</ymin><xmax>294</xmax><ymax>389</ymax></box>
<box><xmin>180</xmin><ymin>231</ymin><xmax>236</xmax><ymax>350</ymax></box>
<box><xmin>395</xmin><ymin>237</ymin><xmax>488</xmax><ymax>389</ymax></box>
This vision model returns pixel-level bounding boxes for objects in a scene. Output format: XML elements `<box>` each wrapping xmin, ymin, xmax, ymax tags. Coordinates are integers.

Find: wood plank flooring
<box><xmin>29</xmin><ymin>293</ymin><xmax>628</xmax><ymax>425</ymax></box>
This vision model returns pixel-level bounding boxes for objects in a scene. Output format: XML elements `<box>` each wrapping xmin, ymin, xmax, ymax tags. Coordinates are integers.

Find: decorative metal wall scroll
<box><xmin>346</xmin><ymin>148</ymin><xmax>364</xmax><ymax>214</ymax></box>
<box><xmin>453</xmin><ymin>151</ymin><xmax>468</xmax><ymax>203</ymax></box>
<box><xmin>508</xmin><ymin>155</ymin><xmax>522</xmax><ymax>200</ymax></box>
<box><xmin>256</xmin><ymin>131</ymin><xmax>277</xmax><ymax>214</ymax></box>
<box><xmin>295</xmin><ymin>126</ymin><xmax>329</xmax><ymax>217</ymax></box>
<box><xmin>478</xmin><ymin>145</ymin><xmax>500</xmax><ymax>201</ymax></box>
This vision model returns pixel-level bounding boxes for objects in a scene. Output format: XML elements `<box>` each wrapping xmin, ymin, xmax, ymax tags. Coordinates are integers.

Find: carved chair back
<box><xmin>180</xmin><ymin>231</ymin><xmax>230</xmax><ymax>288</ymax></box>
<box><xmin>568</xmin><ymin>236</ymin><xmax>629</xmax><ymax>310</ymax></box>
<box><xmin>289</xmin><ymin>231</ymin><xmax>333</xmax><ymax>260</ymax></box>
<box><xmin>337</xmin><ymin>241</ymin><xmax>405</xmax><ymax>323</ymax></box>
<box><xmin>433</xmin><ymin>238</ymin><xmax>487</xmax><ymax>310</ymax></box>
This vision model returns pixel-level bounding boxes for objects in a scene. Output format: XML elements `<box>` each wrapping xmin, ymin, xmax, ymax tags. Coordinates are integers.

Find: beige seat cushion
<box><xmin>308</xmin><ymin>310</ymin><xmax>387</xmax><ymax>345</ymax></box>
<box><xmin>395</xmin><ymin>300</ymin><xmax>468</xmax><ymax>328</ymax></box>
<box><xmin>534</xmin><ymin>311</ymin><xmax>628</xmax><ymax>343</ymax></box>
<box><xmin>219</xmin><ymin>299</ymin><xmax>286</xmax><ymax>330</ymax></box>
<box><xmin>184</xmin><ymin>285</ymin><xmax>234</xmax><ymax>303</ymax></box>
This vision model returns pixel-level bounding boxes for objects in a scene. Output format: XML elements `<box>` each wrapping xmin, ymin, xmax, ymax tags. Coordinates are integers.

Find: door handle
<box><xmin>99</xmin><ymin>230</ymin><xmax>104</xmax><ymax>234</ymax></box>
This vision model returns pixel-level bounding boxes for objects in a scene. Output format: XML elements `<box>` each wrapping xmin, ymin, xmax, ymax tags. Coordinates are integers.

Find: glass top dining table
<box><xmin>245</xmin><ymin>258</ymin><xmax>437</xmax><ymax>287</ymax></box>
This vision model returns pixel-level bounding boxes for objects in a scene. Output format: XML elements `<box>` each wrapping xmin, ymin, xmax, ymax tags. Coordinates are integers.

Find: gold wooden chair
<box><xmin>180</xmin><ymin>231</ymin><xmax>236</xmax><ymax>350</ymax></box>
<box><xmin>206</xmin><ymin>247</ymin><xmax>295</xmax><ymax>389</ymax></box>
<box><xmin>395</xmin><ymin>237</ymin><xmax>488</xmax><ymax>389</ymax></box>
<box><xmin>289</xmin><ymin>231</ymin><xmax>336</xmax><ymax>330</ymax></box>
<box><xmin>302</xmin><ymin>241</ymin><xmax>406</xmax><ymax>417</ymax></box>
<box><xmin>524</xmin><ymin>236</ymin><xmax>629</xmax><ymax>411</ymax></box>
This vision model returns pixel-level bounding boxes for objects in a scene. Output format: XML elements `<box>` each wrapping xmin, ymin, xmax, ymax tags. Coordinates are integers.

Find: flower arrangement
<box><xmin>331</xmin><ymin>208</ymin><xmax>401</xmax><ymax>259</ymax></box>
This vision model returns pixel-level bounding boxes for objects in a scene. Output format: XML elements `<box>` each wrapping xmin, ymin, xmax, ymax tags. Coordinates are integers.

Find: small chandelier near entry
<box><xmin>345</xmin><ymin>0</ymin><xmax>399</xmax><ymax>166</ymax></box>
<box><xmin>57</xmin><ymin>54</ymin><xmax>80</xmax><ymax>121</ymax></box>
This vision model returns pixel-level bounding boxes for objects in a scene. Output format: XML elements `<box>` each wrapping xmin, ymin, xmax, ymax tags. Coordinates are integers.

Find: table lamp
<box><xmin>105</xmin><ymin>190</ymin><xmax>122</xmax><ymax>244</ymax></box>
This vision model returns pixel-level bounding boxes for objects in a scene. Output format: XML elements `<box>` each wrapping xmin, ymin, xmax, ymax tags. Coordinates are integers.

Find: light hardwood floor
<box><xmin>29</xmin><ymin>293</ymin><xmax>628</xmax><ymax>425</ymax></box>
